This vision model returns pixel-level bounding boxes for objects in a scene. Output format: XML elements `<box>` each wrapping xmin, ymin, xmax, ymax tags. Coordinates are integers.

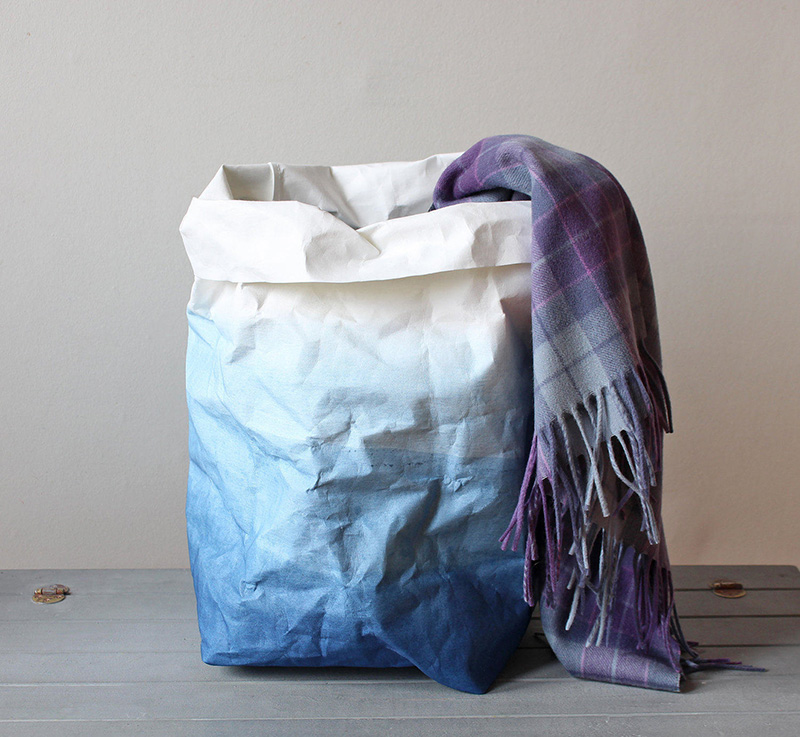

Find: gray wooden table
<box><xmin>1</xmin><ymin>565</ymin><xmax>798</xmax><ymax>735</ymax></box>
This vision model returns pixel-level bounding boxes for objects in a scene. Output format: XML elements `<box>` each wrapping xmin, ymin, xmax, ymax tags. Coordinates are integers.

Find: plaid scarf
<box><xmin>429</xmin><ymin>134</ymin><xmax>755</xmax><ymax>690</ymax></box>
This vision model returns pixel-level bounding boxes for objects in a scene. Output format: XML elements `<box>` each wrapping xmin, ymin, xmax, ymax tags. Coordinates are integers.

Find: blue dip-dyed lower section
<box><xmin>184</xmin><ymin>273</ymin><xmax>534</xmax><ymax>694</ymax></box>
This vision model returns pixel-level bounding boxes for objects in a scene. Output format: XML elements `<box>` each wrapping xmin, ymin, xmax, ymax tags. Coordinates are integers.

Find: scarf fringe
<box><xmin>669</xmin><ymin>602</ymin><xmax>767</xmax><ymax>675</ymax></box>
<box><xmin>500</xmin><ymin>344</ymin><xmax>767</xmax><ymax>677</ymax></box>
<box><xmin>500</xmin><ymin>341</ymin><xmax>677</xmax><ymax>655</ymax></box>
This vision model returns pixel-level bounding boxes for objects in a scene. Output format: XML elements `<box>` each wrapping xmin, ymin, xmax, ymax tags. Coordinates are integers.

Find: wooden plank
<box><xmin>0</xmin><ymin>620</ymin><xmax>200</xmax><ymax>654</ymax></box>
<box><xmin>674</xmin><ymin>589</ymin><xmax>800</xmax><ymax>618</ymax></box>
<box><xmin>2</xmin><ymin>713</ymin><xmax>799</xmax><ymax>737</ymax></box>
<box><xmin>4</xmin><ymin>588</ymin><xmax>798</xmax><ymax>622</ymax></box>
<box><xmin>680</xmin><ymin>616</ymin><xmax>800</xmax><ymax>647</ymax></box>
<box><xmin>1</xmin><ymin>675</ymin><xmax>799</xmax><ymax>722</ymax></box>
<box><xmin>0</xmin><ymin>652</ymin><xmax>429</xmax><ymax>686</ymax></box>
<box><xmin>0</xmin><ymin>570</ymin><xmax>195</xmax><ymax>596</ymax></box>
<box><xmin>0</xmin><ymin>617</ymin><xmax>551</xmax><ymax>655</ymax></box>
<box><xmin>520</xmin><ymin>615</ymin><xmax>800</xmax><ymax>648</ymax></box>
<box><xmin>0</xmin><ymin>593</ymin><xmax>199</xmax><ymax>621</ymax></box>
<box><xmin>672</xmin><ymin>565</ymin><xmax>800</xmax><ymax>591</ymax></box>
<box><xmin>2</xmin><ymin>565</ymin><xmax>797</xmax><ymax>598</ymax></box>
<box><xmin>3</xmin><ymin>581</ymin><xmax>797</xmax><ymax>622</ymax></box>
<box><xmin>2</xmin><ymin>614</ymin><xmax>798</xmax><ymax>656</ymax></box>
<box><xmin>0</xmin><ymin>645</ymin><xmax>795</xmax><ymax>686</ymax></box>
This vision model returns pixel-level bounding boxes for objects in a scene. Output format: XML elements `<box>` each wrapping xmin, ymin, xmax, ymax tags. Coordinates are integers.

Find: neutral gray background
<box><xmin>2</xmin><ymin>1</ymin><xmax>798</xmax><ymax>568</ymax></box>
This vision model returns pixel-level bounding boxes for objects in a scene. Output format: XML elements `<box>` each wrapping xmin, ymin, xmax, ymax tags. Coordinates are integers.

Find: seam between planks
<box><xmin>1</xmin><ymin>712</ymin><xmax>799</xmax><ymax>723</ymax></box>
<box><xmin>2</xmin><ymin>674</ymin><xmax>799</xmax><ymax>686</ymax></box>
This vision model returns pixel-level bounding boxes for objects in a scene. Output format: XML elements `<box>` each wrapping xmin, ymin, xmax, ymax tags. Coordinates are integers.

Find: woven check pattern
<box><xmin>430</xmin><ymin>134</ymin><xmax>682</xmax><ymax>691</ymax></box>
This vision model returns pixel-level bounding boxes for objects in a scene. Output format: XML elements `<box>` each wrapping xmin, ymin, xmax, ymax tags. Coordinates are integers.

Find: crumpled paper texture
<box><xmin>181</xmin><ymin>155</ymin><xmax>536</xmax><ymax>693</ymax></box>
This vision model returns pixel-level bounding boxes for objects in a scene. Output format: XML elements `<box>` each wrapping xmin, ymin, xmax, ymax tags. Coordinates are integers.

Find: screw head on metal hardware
<box><xmin>32</xmin><ymin>584</ymin><xmax>71</xmax><ymax>604</ymax></box>
<box><xmin>710</xmin><ymin>579</ymin><xmax>746</xmax><ymax>599</ymax></box>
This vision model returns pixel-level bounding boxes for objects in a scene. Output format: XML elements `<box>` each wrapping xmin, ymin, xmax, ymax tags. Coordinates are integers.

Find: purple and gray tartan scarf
<box><xmin>429</xmin><ymin>134</ymin><xmax>755</xmax><ymax>691</ymax></box>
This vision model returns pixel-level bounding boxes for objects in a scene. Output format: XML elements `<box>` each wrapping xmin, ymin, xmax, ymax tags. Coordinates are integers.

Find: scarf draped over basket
<box><xmin>431</xmin><ymin>134</ymin><xmax>688</xmax><ymax>691</ymax></box>
<box><xmin>181</xmin><ymin>134</ymin><xmax>759</xmax><ymax>694</ymax></box>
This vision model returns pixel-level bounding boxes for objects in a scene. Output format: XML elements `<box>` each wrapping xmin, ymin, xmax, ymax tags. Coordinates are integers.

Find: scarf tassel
<box><xmin>499</xmin><ymin>346</ymin><xmax>766</xmax><ymax>678</ymax></box>
<box><xmin>500</xmin><ymin>344</ymin><xmax>680</xmax><ymax>654</ymax></box>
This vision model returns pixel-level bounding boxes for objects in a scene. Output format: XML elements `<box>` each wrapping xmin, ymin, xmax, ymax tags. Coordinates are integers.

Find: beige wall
<box><xmin>2</xmin><ymin>1</ymin><xmax>798</xmax><ymax>569</ymax></box>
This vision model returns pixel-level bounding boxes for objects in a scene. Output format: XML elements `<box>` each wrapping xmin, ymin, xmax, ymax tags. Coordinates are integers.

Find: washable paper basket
<box><xmin>179</xmin><ymin>153</ymin><xmax>536</xmax><ymax>693</ymax></box>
